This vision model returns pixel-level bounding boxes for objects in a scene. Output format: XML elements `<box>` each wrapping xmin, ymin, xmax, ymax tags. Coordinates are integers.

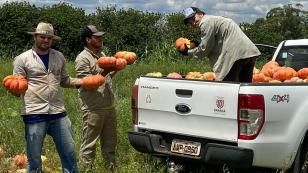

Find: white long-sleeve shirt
<box><xmin>188</xmin><ymin>15</ymin><xmax>261</xmax><ymax>80</ymax></box>
<box><xmin>13</xmin><ymin>48</ymin><xmax>79</xmax><ymax>115</ymax></box>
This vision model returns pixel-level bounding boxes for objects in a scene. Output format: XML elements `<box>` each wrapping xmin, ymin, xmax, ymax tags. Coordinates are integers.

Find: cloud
<box><xmin>0</xmin><ymin>0</ymin><xmax>306</xmax><ymax>23</ymax></box>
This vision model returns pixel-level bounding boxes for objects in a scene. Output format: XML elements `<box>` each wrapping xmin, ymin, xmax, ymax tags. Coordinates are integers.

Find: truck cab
<box><xmin>273</xmin><ymin>39</ymin><xmax>308</xmax><ymax>70</ymax></box>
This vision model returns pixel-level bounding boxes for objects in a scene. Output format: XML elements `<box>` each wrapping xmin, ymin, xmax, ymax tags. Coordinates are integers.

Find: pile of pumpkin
<box><xmin>146</xmin><ymin>71</ymin><xmax>216</xmax><ymax>81</ymax></box>
<box><xmin>2</xmin><ymin>51</ymin><xmax>137</xmax><ymax>94</ymax></box>
<box><xmin>253</xmin><ymin>61</ymin><xmax>308</xmax><ymax>83</ymax></box>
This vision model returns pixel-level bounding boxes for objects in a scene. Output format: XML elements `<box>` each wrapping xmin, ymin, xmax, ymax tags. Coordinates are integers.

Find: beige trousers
<box><xmin>79</xmin><ymin>108</ymin><xmax>117</xmax><ymax>164</ymax></box>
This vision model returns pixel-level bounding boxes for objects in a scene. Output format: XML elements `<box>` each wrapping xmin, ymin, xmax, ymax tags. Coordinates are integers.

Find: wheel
<box><xmin>300</xmin><ymin>144</ymin><xmax>308</xmax><ymax>173</ymax></box>
<box><xmin>288</xmin><ymin>142</ymin><xmax>308</xmax><ymax>173</ymax></box>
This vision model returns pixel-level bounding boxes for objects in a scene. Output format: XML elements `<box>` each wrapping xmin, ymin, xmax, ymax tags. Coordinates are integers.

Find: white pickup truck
<box><xmin>128</xmin><ymin>39</ymin><xmax>308</xmax><ymax>173</ymax></box>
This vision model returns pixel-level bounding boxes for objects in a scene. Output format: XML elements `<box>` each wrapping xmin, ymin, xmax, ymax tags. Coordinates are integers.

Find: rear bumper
<box><xmin>128</xmin><ymin>131</ymin><xmax>253</xmax><ymax>168</ymax></box>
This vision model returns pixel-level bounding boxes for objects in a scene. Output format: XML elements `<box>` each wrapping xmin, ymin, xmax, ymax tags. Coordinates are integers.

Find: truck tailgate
<box><xmin>137</xmin><ymin>77</ymin><xmax>241</xmax><ymax>142</ymax></box>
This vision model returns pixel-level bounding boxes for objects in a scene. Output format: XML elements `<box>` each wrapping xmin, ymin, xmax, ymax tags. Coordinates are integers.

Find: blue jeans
<box><xmin>25</xmin><ymin>116</ymin><xmax>79</xmax><ymax>173</ymax></box>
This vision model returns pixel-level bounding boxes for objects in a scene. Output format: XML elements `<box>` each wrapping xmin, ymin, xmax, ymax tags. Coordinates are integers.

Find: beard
<box><xmin>37</xmin><ymin>42</ymin><xmax>51</xmax><ymax>52</ymax></box>
<box><xmin>92</xmin><ymin>42</ymin><xmax>102</xmax><ymax>49</ymax></box>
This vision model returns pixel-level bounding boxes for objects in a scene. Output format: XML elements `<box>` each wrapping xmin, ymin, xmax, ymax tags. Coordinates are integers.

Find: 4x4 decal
<box><xmin>271</xmin><ymin>94</ymin><xmax>289</xmax><ymax>103</ymax></box>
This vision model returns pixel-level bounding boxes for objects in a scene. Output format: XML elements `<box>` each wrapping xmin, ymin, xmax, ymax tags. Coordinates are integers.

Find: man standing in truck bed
<box><xmin>179</xmin><ymin>7</ymin><xmax>261</xmax><ymax>82</ymax></box>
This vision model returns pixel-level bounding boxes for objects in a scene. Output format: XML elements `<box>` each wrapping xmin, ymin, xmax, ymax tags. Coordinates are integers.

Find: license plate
<box><xmin>171</xmin><ymin>139</ymin><xmax>201</xmax><ymax>156</ymax></box>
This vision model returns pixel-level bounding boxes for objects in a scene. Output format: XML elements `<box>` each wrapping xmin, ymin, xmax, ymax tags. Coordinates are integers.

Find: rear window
<box><xmin>275</xmin><ymin>46</ymin><xmax>308</xmax><ymax>71</ymax></box>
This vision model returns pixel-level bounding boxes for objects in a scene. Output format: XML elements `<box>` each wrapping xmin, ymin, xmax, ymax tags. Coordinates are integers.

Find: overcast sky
<box><xmin>1</xmin><ymin>0</ymin><xmax>308</xmax><ymax>23</ymax></box>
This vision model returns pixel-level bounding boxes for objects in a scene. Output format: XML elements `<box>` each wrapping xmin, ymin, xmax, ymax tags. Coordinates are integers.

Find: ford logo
<box><xmin>175</xmin><ymin>104</ymin><xmax>191</xmax><ymax>114</ymax></box>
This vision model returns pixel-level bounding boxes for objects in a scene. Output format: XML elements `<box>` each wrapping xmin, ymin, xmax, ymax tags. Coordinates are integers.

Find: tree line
<box><xmin>0</xmin><ymin>2</ymin><xmax>307</xmax><ymax>60</ymax></box>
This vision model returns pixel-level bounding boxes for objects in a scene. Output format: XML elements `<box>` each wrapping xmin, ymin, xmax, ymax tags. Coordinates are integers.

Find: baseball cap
<box><xmin>82</xmin><ymin>25</ymin><xmax>105</xmax><ymax>37</ymax></box>
<box><xmin>183</xmin><ymin>7</ymin><xmax>205</xmax><ymax>25</ymax></box>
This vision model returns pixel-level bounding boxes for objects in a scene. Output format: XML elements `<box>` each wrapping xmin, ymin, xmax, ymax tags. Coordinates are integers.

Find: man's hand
<box><xmin>109</xmin><ymin>70</ymin><xmax>117</xmax><ymax>78</ymax></box>
<box><xmin>101</xmin><ymin>68</ymin><xmax>117</xmax><ymax>77</ymax></box>
<box><xmin>75</xmin><ymin>78</ymin><xmax>83</xmax><ymax>88</ymax></box>
<box><xmin>190</xmin><ymin>40</ymin><xmax>200</xmax><ymax>47</ymax></box>
<box><xmin>9</xmin><ymin>91</ymin><xmax>20</xmax><ymax>97</ymax></box>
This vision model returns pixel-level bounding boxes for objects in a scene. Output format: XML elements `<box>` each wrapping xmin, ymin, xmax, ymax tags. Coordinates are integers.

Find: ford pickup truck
<box><xmin>128</xmin><ymin>39</ymin><xmax>308</xmax><ymax>173</ymax></box>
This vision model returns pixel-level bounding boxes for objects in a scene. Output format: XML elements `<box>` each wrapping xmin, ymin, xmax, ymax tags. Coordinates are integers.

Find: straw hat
<box><xmin>27</xmin><ymin>22</ymin><xmax>60</xmax><ymax>40</ymax></box>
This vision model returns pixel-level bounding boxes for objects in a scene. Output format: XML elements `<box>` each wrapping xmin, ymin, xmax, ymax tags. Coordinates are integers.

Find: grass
<box><xmin>0</xmin><ymin>51</ymin><xmax>211</xmax><ymax>172</ymax></box>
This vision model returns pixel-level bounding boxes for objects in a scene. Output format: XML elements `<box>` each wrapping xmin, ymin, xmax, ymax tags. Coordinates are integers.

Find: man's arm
<box><xmin>188</xmin><ymin>19</ymin><xmax>216</xmax><ymax>58</ymax></box>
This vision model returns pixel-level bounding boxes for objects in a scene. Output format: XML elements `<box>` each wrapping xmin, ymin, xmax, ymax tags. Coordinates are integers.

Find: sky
<box><xmin>1</xmin><ymin>0</ymin><xmax>308</xmax><ymax>23</ymax></box>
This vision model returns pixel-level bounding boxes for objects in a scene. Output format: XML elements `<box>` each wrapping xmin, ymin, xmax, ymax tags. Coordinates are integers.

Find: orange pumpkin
<box><xmin>252</xmin><ymin>73</ymin><xmax>266</xmax><ymax>83</ymax></box>
<box><xmin>115</xmin><ymin>51</ymin><xmax>137</xmax><ymax>65</ymax></box>
<box><xmin>271</xmin><ymin>66</ymin><xmax>284</xmax><ymax>74</ymax></box>
<box><xmin>272</xmin><ymin>67</ymin><xmax>298</xmax><ymax>81</ymax></box>
<box><xmin>97</xmin><ymin>56</ymin><xmax>117</xmax><ymax>69</ymax></box>
<box><xmin>264</xmin><ymin>77</ymin><xmax>272</xmax><ymax>83</ymax></box>
<box><xmin>115</xmin><ymin>58</ymin><xmax>127</xmax><ymax>70</ymax></box>
<box><xmin>263</xmin><ymin>61</ymin><xmax>280</xmax><ymax>69</ymax></box>
<box><xmin>297</xmin><ymin>68</ymin><xmax>308</xmax><ymax>79</ymax></box>
<box><xmin>114</xmin><ymin>51</ymin><xmax>127</xmax><ymax>59</ymax></box>
<box><xmin>185</xmin><ymin>72</ymin><xmax>203</xmax><ymax>79</ymax></box>
<box><xmin>260</xmin><ymin>61</ymin><xmax>280</xmax><ymax>77</ymax></box>
<box><xmin>81</xmin><ymin>74</ymin><xmax>105</xmax><ymax>89</ymax></box>
<box><xmin>202</xmin><ymin>72</ymin><xmax>216</xmax><ymax>80</ymax></box>
<box><xmin>2</xmin><ymin>75</ymin><xmax>28</xmax><ymax>95</ymax></box>
<box><xmin>175</xmin><ymin>37</ymin><xmax>195</xmax><ymax>51</ymax></box>
<box><xmin>13</xmin><ymin>154</ymin><xmax>27</xmax><ymax>168</ymax></box>
<box><xmin>123</xmin><ymin>52</ymin><xmax>137</xmax><ymax>65</ymax></box>
<box><xmin>167</xmin><ymin>72</ymin><xmax>182</xmax><ymax>78</ymax></box>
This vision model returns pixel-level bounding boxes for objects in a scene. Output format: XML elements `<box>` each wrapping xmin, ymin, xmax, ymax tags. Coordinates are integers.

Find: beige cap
<box><xmin>27</xmin><ymin>22</ymin><xmax>60</xmax><ymax>40</ymax></box>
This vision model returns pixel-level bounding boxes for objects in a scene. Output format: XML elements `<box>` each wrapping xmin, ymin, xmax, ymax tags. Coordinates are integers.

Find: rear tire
<box><xmin>288</xmin><ymin>142</ymin><xmax>308</xmax><ymax>173</ymax></box>
<box><xmin>300</xmin><ymin>144</ymin><xmax>308</xmax><ymax>173</ymax></box>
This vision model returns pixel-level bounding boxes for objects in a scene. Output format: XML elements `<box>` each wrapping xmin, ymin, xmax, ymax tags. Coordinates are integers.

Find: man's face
<box><xmin>88</xmin><ymin>35</ymin><xmax>103</xmax><ymax>49</ymax></box>
<box><xmin>34</xmin><ymin>34</ymin><xmax>53</xmax><ymax>51</ymax></box>
<box><xmin>188</xmin><ymin>13</ymin><xmax>202</xmax><ymax>29</ymax></box>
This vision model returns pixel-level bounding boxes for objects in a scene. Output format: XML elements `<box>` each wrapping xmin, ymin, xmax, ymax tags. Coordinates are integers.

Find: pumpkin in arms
<box><xmin>2</xmin><ymin>75</ymin><xmax>28</xmax><ymax>95</ymax></box>
<box><xmin>81</xmin><ymin>74</ymin><xmax>105</xmax><ymax>89</ymax></box>
<box><xmin>175</xmin><ymin>37</ymin><xmax>196</xmax><ymax>51</ymax></box>
<box><xmin>115</xmin><ymin>58</ymin><xmax>127</xmax><ymax>70</ymax></box>
<box><xmin>167</xmin><ymin>72</ymin><xmax>182</xmax><ymax>78</ymax></box>
<box><xmin>115</xmin><ymin>51</ymin><xmax>137</xmax><ymax>65</ymax></box>
<box><xmin>97</xmin><ymin>56</ymin><xmax>117</xmax><ymax>69</ymax></box>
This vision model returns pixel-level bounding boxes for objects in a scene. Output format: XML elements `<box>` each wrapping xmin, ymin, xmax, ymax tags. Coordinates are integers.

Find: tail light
<box><xmin>131</xmin><ymin>85</ymin><xmax>138</xmax><ymax>125</ymax></box>
<box><xmin>238</xmin><ymin>94</ymin><xmax>265</xmax><ymax>140</ymax></box>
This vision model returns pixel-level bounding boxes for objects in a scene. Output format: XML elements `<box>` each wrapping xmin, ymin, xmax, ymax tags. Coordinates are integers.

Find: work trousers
<box><xmin>223</xmin><ymin>57</ymin><xmax>257</xmax><ymax>82</ymax></box>
<box><xmin>79</xmin><ymin>108</ymin><xmax>117</xmax><ymax>165</ymax></box>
